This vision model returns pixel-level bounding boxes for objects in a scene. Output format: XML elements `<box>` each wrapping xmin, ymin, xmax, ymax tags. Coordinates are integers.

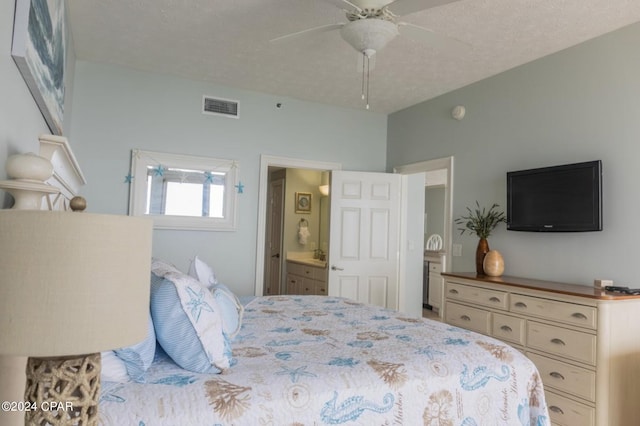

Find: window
<box><xmin>129</xmin><ymin>150</ymin><xmax>239</xmax><ymax>231</ymax></box>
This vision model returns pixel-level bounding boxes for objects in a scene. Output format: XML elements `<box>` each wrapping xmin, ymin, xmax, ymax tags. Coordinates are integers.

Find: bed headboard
<box><xmin>0</xmin><ymin>134</ymin><xmax>86</xmax><ymax>210</ymax></box>
<box><xmin>0</xmin><ymin>134</ymin><xmax>87</xmax><ymax>426</ymax></box>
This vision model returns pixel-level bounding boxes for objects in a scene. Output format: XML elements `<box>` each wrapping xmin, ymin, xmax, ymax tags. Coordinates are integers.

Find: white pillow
<box><xmin>101</xmin><ymin>351</ymin><xmax>130</xmax><ymax>383</ymax></box>
<box><xmin>212</xmin><ymin>284</ymin><xmax>244</xmax><ymax>338</ymax></box>
<box><xmin>150</xmin><ymin>270</ymin><xmax>232</xmax><ymax>373</ymax></box>
<box><xmin>151</xmin><ymin>258</ymin><xmax>182</xmax><ymax>277</ymax></box>
<box><xmin>188</xmin><ymin>255</ymin><xmax>217</xmax><ymax>289</ymax></box>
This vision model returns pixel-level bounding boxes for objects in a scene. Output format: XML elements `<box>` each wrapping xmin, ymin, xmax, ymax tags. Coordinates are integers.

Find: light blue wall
<box><xmin>388</xmin><ymin>22</ymin><xmax>640</xmax><ymax>286</ymax></box>
<box><xmin>69</xmin><ymin>61</ymin><xmax>387</xmax><ymax>295</ymax></box>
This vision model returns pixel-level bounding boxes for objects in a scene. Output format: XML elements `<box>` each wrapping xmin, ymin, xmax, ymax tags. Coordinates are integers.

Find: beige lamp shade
<box><xmin>0</xmin><ymin>210</ymin><xmax>153</xmax><ymax>357</ymax></box>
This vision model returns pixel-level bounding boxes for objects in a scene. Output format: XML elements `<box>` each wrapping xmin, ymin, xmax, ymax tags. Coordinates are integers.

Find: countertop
<box><xmin>286</xmin><ymin>257</ymin><xmax>327</xmax><ymax>268</ymax></box>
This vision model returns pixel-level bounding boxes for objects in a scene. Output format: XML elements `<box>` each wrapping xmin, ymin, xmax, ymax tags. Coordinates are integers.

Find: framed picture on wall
<box><xmin>295</xmin><ymin>192</ymin><xmax>312</xmax><ymax>213</ymax></box>
<box><xmin>12</xmin><ymin>0</ymin><xmax>67</xmax><ymax>135</ymax></box>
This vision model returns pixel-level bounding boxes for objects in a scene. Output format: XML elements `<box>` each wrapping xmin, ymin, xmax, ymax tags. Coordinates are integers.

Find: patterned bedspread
<box><xmin>99</xmin><ymin>296</ymin><xmax>549</xmax><ymax>425</ymax></box>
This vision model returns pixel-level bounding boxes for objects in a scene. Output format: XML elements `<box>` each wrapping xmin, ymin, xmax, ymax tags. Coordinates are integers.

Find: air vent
<box><xmin>202</xmin><ymin>95</ymin><xmax>239</xmax><ymax>118</ymax></box>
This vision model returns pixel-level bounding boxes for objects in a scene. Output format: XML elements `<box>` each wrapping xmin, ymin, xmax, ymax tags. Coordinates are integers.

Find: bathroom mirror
<box><xmin>129</xmin><ymin>149</ymin><xmax>239</xmax><ymax>231</ymax></box>
<box><xmin>425</xmin><ymin>186</ymin><xmax>446</xmax><ymax>247</ymax></box>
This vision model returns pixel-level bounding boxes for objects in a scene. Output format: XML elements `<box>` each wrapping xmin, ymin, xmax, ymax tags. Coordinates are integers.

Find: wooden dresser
<box><xmin>442</xmin><ymin>272</ymin><xmax>640</xmax><ymax>426</ymax></box>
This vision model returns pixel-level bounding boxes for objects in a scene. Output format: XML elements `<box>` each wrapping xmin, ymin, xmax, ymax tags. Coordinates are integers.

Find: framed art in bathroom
<box><xmin>295</xmin><ymin>192</ymin><xmax>312</xmax><ymax>213</ymax></box>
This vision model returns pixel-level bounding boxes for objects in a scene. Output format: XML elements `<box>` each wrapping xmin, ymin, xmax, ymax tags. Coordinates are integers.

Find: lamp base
<box><xmin>24</xmin><ymin>353</ymin><xmax>101</xmax><ymax>425</ymax></box>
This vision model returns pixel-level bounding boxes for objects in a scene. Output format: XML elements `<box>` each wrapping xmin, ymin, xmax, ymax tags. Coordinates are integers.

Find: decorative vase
<box><xmin>475</xmin><ymin>238</ymin><xmax>490</xmax><ymax>275</ymax></box>
<box><xmin>483</xmin><ymin>250</ymin><xmax>505</xmax><ymax>277</ymax></box>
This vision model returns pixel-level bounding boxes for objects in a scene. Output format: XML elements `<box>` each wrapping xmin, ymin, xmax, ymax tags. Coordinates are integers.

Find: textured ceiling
<box><xmin>67</xmin><ymin>0</ymin><xmax>640</xmax><ymax>114</ymax></box>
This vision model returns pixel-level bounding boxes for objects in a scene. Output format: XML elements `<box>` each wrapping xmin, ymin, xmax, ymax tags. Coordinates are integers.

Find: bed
<box><xmin>99</xmin><ymin>262</ymin><xmax>549</xmax><ymax>426</ymax></box>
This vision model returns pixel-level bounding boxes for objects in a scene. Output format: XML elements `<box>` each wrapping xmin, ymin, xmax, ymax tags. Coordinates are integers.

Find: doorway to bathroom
<box><xmin>256</xmin><ymin>156</ymin><xmax>341</xmax><ymax>298</ymax></box>
<box><xmin>263</xmin><ymin>166</ymin><xmax>332</xmax><ymax>296</ymax></box>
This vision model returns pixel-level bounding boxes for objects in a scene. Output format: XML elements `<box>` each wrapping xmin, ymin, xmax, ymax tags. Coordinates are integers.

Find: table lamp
<box><xmin>0</xmin><ymin>203</ymin><xmax>152</xmax><ymax>425</ymax></box>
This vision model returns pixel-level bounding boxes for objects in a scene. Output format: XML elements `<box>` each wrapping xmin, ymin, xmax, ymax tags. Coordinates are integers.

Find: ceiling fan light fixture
<box><xmin>340</xmin><ymin>19</ymin><xmax>399</xmax><ymax>55</ymax></box>
<box><xmin>340</xmin><ymin>18</ymin><xmax>398</xmax><ymax>110</ymax></box>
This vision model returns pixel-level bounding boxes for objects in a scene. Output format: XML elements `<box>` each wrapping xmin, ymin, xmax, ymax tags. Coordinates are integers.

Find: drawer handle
<box><xmin>514</xmin><ymin>302</ymin><xmax>528</xmax><ymax>308</ymax></box>
<box><xmin>489</xmin><ymin>297</ymin><xmax>501</xmax><ymax>303</ymax></box>
<box><xmin>549</xmin><ymin>406</ymin><xmax>564</xmax><ymax>415</ymax></box>
<box><xmin>549</xmin><ymin>371</ymin><xmax>565</xmax><ymax>381</ymax></box>
<box><xmin>500</xmin><ymin>325</ymin><xmax>512</xmax><ymax>332</ymax></box>
<box><xmin>449</xmin><ymin>289</ymin><xmax>459</xmax><ymax>294</ymax></box>
<box><xmin>551</xmin><ymin>338</ymin><xmax>566</xmax><ymax>346</ymax></box>
<box><xmin>460</xmin><ymin>315</ymin><xmax>471</xmax><ymax>321</ymax></box>
<box><xmin>571</xmin><ymin>312</ymin><xmax>588</xmax><ymax>320</ymax></box>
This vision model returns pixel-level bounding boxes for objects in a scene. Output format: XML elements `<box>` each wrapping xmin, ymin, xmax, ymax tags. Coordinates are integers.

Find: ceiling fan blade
<box><xmin>322</xmin><ymin>0</ymin><xmax>363</xmax><ymax>13</ymax></box>
<box><xmin>398</xmin><ymin>22</ymin><xmax>469</xmax><ymax>52</ymax></box>
<box><xmin>270</xmin><ymin>23</ymin><xmax>345</xmax><ymax>44</ymax></box>
<box><xmin>387</xmin><ymin>0</ymin><xmax>460</xmax><ymax>16</ymax></box>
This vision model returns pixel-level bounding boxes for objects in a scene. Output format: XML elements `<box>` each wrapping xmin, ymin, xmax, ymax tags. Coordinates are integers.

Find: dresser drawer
<box><xmin>429</xmin><ymin>262</ymin><xmax>442</xmax><ymax>273</ymax></box>
<box><xmin>527</xmin><ymin>321</ymin><xmax>596</xmax><ymax>366</ymax></box>
<box><xmin>446</xmin><ymin>282</ymin><xmax>508</xmax><ymax>310</ymax></box>
<box><xmin>445</xmin><ymin>302</ymin><xmax>491</xmax><ymax>334</ymax></box>
<box><xmin>527</xmin><ymin>352</ymin><xmax>596</xmax><ymax>402</ymax></box>
<box><xmin>492</xmin><ymin>313</ymin><xmax>525</xmax><ymax>346</ymax></box>
<box><xmin>511</xmin><ymin>294</ymin><xmax>597</xmax><ymax>329</ymax></box>
<box><xmin>545</xmin><ymin>391</ymin><xmax>595</xmax><ymax>426</ymax></box>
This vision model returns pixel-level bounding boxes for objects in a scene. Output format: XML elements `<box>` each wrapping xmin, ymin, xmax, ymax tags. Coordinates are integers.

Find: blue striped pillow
<box><xmin>113</xmin><ymin>312</ymin><xmax>156</xmax><ymax>382</ymax></box>
<box><xmin>150</xmin><ymin>271</ymin><xmax>232</xmax><ymax>373</ymax></box>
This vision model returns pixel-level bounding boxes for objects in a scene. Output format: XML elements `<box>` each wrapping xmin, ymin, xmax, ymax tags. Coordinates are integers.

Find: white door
<box><xmin>398</xmin><ymin>172</ymin><xmax>426</xmax><ymax>317</ymax></box>
<box><xmin>328</xmin><ymin>171</ymin><xmax>401</xmax><ymax>309</ymax></box>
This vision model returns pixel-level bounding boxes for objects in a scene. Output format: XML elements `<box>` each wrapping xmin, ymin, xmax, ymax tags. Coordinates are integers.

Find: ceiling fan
<box><xmin>271</xmin><ymin>0</ymin><xmax>465</xmax><ymax>109</ymax></box>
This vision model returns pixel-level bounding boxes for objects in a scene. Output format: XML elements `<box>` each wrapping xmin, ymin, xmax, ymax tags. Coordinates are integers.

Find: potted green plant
<box><xmin>455</xmin><ymin>201</ymin><xmax>506</xmax><ymax>275</ymax></box>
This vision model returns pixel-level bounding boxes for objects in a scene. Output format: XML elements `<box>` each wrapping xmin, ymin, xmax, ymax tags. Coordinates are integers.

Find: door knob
<box><xmin>331</xmin><ymin>265</ymin><xmax>344</xmax><ymax>271</ymax></box>
<box><xmin>271</xmin><ymin>253</ymin><xmax>280</xmax><ymax>258</ymax></box>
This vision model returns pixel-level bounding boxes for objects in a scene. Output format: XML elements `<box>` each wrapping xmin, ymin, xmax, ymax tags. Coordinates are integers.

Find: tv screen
<box><xmin>507</xmin><ymin>160</ymin><xmax>602</xmax><ymax>232</ymax></box>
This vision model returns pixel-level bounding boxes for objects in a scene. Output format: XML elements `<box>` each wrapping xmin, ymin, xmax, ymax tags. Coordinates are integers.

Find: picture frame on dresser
<box><xmin>11</xmin><ymin>0</ymin><xmax>68</xmax><ymax>135</ymax></box>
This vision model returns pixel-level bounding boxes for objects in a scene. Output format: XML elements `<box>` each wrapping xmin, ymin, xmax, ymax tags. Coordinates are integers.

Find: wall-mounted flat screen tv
<box><xmin>507</xmin><ymin>160</ymin><xmax>602</xmax><ymax>232</ymax></box>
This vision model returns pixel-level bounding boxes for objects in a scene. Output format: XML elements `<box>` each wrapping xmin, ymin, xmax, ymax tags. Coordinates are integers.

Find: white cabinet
<box><xmin>443</xmin><ymin>272</ymin><xmax>640</xmax><ymax>426</ymax></box>
<box><xmin>285</xmin><ymin>261</ymin><xmax>327</xmax><ymax>296</ymax></box>
<box><xmin>427</xmin><ymin>261</ymin><xmax>443</xmax><ymax>309</ymax></box>
<box><xmin>425</xmin><ymin>253</ymin><xmax>446</xmax><ymax>314</ymax></box>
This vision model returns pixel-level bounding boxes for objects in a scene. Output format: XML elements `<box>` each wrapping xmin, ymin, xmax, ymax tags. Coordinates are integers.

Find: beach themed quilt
<box><xmin>99</xmin><ymin>295</ymin><xmax>548</xmax><ymax>425</ymax></box>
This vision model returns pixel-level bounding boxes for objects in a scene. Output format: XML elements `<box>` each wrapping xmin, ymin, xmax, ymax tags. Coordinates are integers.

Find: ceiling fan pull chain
<box><xmin>361</xmin><ymin>51</ymin><xmax>366</xmax><ymax>100</ymax></box>
<box><xmin>365</xmin><ymin>54</ymin><xmax>370</xmax><ymax>110</ymax></box>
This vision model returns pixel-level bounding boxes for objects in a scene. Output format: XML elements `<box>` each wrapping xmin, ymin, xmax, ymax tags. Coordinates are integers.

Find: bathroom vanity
<box><xmin>285</xmin><ymin>257</ymin><xmax>328</xmax><ymax>296</ymax></box>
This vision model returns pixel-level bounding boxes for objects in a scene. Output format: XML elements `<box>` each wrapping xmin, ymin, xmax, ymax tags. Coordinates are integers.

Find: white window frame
<box><xmin>129</xmin><ymin>149</ymin><xmax>239</xmax><ymax>231</ymax></box>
